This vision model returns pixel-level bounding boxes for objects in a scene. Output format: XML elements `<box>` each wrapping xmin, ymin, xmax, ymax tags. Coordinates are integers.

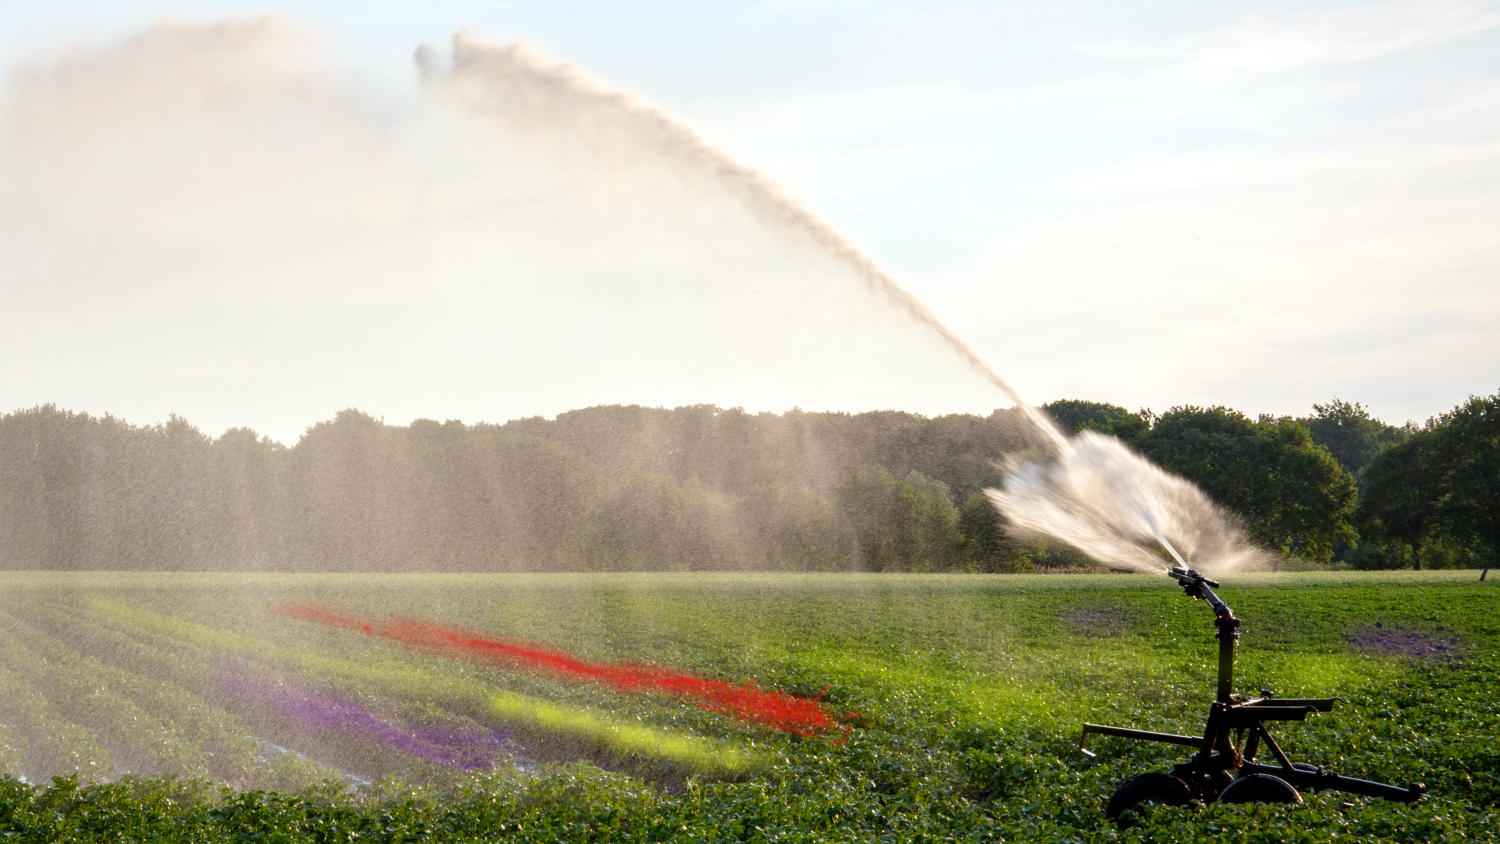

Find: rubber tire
<box><xmin>1218</xmin><ymin>773</ymin><xmax>1304</xmax><ymax>805</ymax></box>
<box><xmin>1106</xmin><ymin>772</ymin><xmax>1193</xmax><ymax>827</ymax></box>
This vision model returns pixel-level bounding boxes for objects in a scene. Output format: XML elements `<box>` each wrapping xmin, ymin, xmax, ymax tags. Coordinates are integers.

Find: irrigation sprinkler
<box><xmin>1079</xmin><ymin>565</ymin><xmax>1426</xmax><ymax>824</ymax></box>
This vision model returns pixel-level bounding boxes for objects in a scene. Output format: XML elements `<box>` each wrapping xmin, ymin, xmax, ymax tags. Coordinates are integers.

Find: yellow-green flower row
<box><xmin>86</xmin><ymin>597</ymin><xmax>760</xmax><ymax>773</ymax></box>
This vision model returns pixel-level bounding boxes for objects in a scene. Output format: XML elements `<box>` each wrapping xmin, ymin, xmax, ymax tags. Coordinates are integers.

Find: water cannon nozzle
<box><xmin>1168</xmin><ymin>565</ymin><xmax>1219</xmax><ymax>590</ymax></box>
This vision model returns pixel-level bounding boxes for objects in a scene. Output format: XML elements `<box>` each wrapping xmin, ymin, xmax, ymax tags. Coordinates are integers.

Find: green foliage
<box><xmin>3</xmin><ymin>394</ymin><xmax>1494</xmax><ymax>574</ymax></box>
<box><xmin>0</xmin><ymin>404</ymin><xmax>1021</xmax><ymax>574</ymax></box>
<box><xmin>0</xmin><ymin>571</ymin><xmax>1494</xmax><ymax>841</ymax></box>
<box><xmin>958</xmin><ymin>491</ymin><xmax>1026</xmax><ymax>572</ymax></box>
<box><xmin>834</xmin><ymin>466</ymin><xmax>961</xmax><ymax>571</ymax></box>
<box><xmin>1357</xmin><ymin>391</ymin><xmax>1500</xmax><ymax>569</ymax></box>
<box><xmin>580</xmin><ymin>472</ymin><xmax>747</xmax><ymax>571</ymax></box>
<box><xmin>1043</xmin><ymin>399</ymin><xmax>1149</xmax><ymax>444</ymax></box>
<box><xmin>1139</xmin><ymin>408</ymin><xmax>1356</xmax><ymax>564</ymax></box>
<box><xmin>1431</xmin><ymin>392</ymin><xmax>1500</xmax><ymax>565</ymax></box>
<box><xmin>1358</xmin><ymin>429</ymin><xmax>1445</xmax><ymax>569</ymax></box>
<box><xmin>1300</xmin><ymin>398</ymin><xmax>1406</xmax><ymax>477</ymax></box>
<box><xmin>1257</xmin><ymin>419</ymin><xmax>1358</xmax><ymax>564</ymax></box>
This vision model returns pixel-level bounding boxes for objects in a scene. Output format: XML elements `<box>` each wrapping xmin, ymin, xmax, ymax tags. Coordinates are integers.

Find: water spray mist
<box><xmin>427</xmin><ymin>33</ymin><xmax>1270</xmax><ymax>574</ymax></box>
<box><xmin>434</xmin><ymin>34</ymin><xmax>1068</xmax><ymax>452</ymax></box>
<box><xmin>4</xmin><ymin>18</ymin><xmax>1263</xmax><ymax>574</ymax></box>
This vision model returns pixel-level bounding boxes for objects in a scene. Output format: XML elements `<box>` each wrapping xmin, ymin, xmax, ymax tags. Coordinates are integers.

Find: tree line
<box><xmin>0</xmin><ymin>392</ymin><xmax>1494</xmax><ymax>572</ymax></box>
<box><xmin>1047</xmin><ymin>394</ymin><xmax>1497</xmax><ymax>570</ymax></box>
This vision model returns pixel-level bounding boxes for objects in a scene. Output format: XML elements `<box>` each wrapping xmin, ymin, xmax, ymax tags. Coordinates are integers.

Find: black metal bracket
<box><xmin>1079</xmin><ymin>567</ymin><xmax>1426</xmax><ymax>805</ymax></box>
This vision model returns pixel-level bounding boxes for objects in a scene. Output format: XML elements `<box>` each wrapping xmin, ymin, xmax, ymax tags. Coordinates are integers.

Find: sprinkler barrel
<box><xmin>1167</xmin><ymin>566</ymin><xmax>1239</xmax><ymax>703</ymax></box>
<box><xmin>1167</xmin><ymin>566</ymin><xmax>1225</xmax><ymax>614</ymax></box>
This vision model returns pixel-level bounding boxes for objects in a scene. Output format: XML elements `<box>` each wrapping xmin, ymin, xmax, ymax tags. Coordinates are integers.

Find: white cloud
<box><xmin>701</xmin><ymin>82</ymin><xmax>1002</xmax><ymax>146</ymax></box>
<box><xmin>943</xmin><ymin>128</ymin><xmax>1500</xmax><ymax>423</ymax></box>
<box><xmin>1046</xmin><ymin>137</ymin><xmax>1500</xmax><ymax>199</ymax></box>
<box><xmin>1073</xmin><ymin>1</ymin><xmax>1500</xmax><ymax>73</ymax></box>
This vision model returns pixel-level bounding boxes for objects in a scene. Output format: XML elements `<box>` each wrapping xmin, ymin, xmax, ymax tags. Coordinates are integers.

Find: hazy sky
<box><xmin>2</xmin><ymin>1</ymin><xmax>1497</xmax><ymax>443</ymax></box>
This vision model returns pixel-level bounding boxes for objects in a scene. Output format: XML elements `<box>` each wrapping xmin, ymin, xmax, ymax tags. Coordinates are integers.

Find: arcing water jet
<box><xmin>427</xmin><ymin>34</ymin><xmax>1268</xmax><ymax>572</ymax></box>
<box><xmin>433</xmin><ymin>33</ymin><xmax>1068</xmax><ymax>452</ymax></box>
<box><xmin>5</xmin><ymin>17</ymin><xmax>1263</xmax><ymax>574</ymax></box>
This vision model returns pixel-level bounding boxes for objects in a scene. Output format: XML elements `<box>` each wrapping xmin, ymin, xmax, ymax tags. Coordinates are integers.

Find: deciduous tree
<box><xmin>1139</xmin><ymin>407</ymin><xmax>1356</xmax><ymax>565</ymax></box>
<box><xmin>1042</xmin><ymin>400</ymin><xmax>1149</xmax><ymax>444</ymax></box>
<box><xmin>1432</xmin><ymin>391</ymin><xmax>1500</xmax><ymax>565</ymax></box>
<box><xmin>1357</xmin><ymin>430</ymin><xmax>1442</xmax><ymax>569</ymax></box>
<box><xmin>1301</xmin><ymin>398</ymin><xmax>1406</xmax><ymax>477</ymax></box>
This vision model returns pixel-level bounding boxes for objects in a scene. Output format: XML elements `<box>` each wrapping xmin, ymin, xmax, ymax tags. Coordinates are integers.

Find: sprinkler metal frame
<box><xmin>1078</xmin><ymin>566</ymin><xmax>1426</xmax><ymax>818</ymax></box>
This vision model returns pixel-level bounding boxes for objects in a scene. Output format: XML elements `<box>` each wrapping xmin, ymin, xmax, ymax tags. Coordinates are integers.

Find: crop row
<box><xmin>0</xmin><ymin>581</ymin><xmax>775</xmax><ymax>790</ymax></box>
<box><xmin>0</xmin><ymin>595</ymin><xmax>375</xmax><ymax>788</ymax></box>
<box><xmin>0</xmin><ymin>572</ymin><xmax>1495</xmax><ymax>843</ymax></box>
<box><xmin>87</xmin><ymin>597</ymin><xmax>762</xmax><ymax>776</ymax></box>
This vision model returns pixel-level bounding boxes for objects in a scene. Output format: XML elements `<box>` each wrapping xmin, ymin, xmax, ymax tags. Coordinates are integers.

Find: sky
<box><xmin>2</xmin><ymin>0</ymin><xmax>1497</xmax><ymax>444</ymax></box>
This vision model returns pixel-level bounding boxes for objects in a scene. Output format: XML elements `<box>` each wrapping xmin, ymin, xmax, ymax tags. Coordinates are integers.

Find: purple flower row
<box><xmin>219</xmin><ymin>670</ymin><xmax>511</xmax><ymax>771</ymax></box>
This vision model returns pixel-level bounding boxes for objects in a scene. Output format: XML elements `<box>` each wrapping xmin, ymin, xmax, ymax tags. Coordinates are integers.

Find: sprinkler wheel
<box><xmin>1104</xmin><ymin>772</ymin><xmax>1192</xmax><ymax>825</ymax></box>
<box><xmin>1218</xmin><ymin>773</ymin><xmax>1303</xmax><ymax>805</ymax></box>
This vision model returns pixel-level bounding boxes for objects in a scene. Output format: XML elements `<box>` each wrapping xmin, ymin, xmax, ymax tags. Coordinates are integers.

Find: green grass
<box><xmin>0</xmin><ymin>570</ymin><xmax>1495</xmax><ymax>841</ymax></box>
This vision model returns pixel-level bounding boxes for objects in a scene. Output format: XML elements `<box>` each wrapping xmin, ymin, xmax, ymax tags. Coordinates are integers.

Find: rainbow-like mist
<box><xmin>2</xmin><ymin>18</ymin><xmax>1267</xmax><ymax>574</ymax></box>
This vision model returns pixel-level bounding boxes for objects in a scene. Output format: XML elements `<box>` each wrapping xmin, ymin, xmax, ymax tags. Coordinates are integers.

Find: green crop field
<box><xmin>0</xmin><ymin>570</ymin><xmax>1494</xmax><ymax>841</ymax></box>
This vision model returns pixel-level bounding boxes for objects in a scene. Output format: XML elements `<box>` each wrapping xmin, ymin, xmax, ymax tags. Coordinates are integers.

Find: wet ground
<box><xmin>1345</xmin><ymin>622</ymin><xmax>1467</xmax><ymax>661</ymax></box>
